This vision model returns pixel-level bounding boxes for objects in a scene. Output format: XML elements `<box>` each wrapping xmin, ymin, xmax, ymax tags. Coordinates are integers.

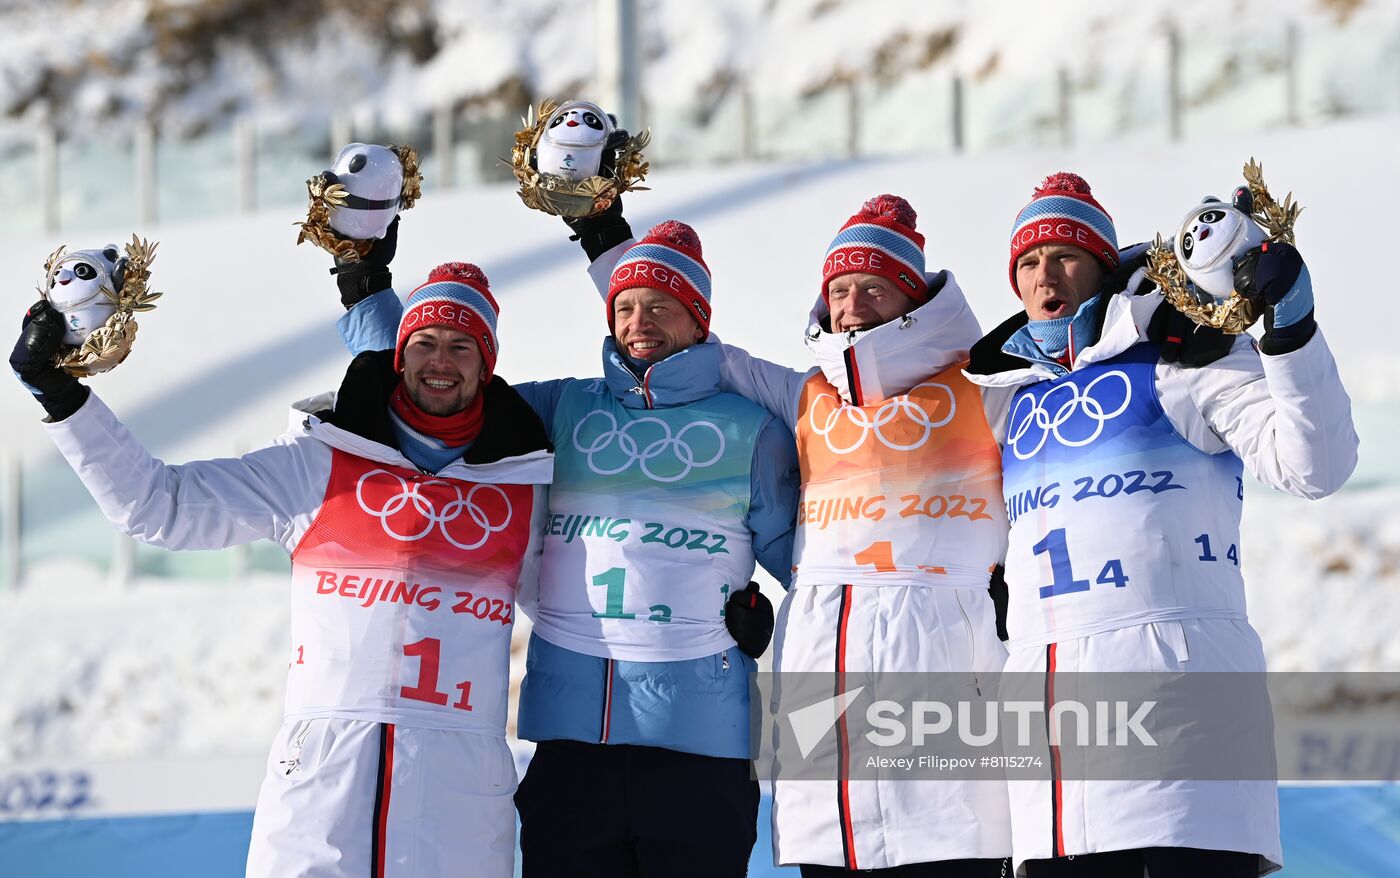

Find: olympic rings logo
<box><xmin>355</xmin><ymin>469</ymin><xmax>513</xmax><ymax>550</ymax></box>
<box><xmin>1006</xmin><ymin>370</ymin><xmax>1133</xmax><ymax>461</ymax></box>
<box><xmin>571</xmin><ymin>410</ymin><xmax>726</xmax><ymax>483</ymax></box>
<box><xmin>807</xmin><ymin>382</ymin><xmax>957</xmax><ymax>454</ymax></box>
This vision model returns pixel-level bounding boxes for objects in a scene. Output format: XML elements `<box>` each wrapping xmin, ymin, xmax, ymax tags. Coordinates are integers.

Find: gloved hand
<box><xmin>597</xmin><ymin>127</ymin><xmax>632</xmax><ymax>179</ymax></box>
<box><xmin>10</xmin><ymin>300</ymin><xmax>89</xmax><ymax>421</ymax></box>
<box><xmin>562</xmin><ymin>192</ymin><xmax>633</xmax><ymax>263</ymax></box>
<box><xmin>725</xmin><ymin>581</ymin><xmax>774</xmax><ymax>659</ymax></box>
<box><xmin>330</xmin><ymin>214</ymin><xmax>399</xmax><ymax>309</ymax></box>
<box><xmin>1148</xmin><ymin>302</ymin><xmax>1234</xmax><ymax>368</ymax></box>
<box><xmin>1232</xmin><ymin>241</ymin><xmax>1315</xmax><ymax>354</ymax></box>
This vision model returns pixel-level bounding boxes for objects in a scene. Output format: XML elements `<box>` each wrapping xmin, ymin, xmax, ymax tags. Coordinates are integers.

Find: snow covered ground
<box><xmin>0</xmin><ymin>110</ymin><xmax>1396</xmax><ymax>877</ymax></box>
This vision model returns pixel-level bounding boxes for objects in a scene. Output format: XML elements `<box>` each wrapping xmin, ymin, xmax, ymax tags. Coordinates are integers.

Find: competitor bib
<box><xmin>532</xmin><ymin>380</ymin><xmax>767</xmax><ymax>661</ymax></box>
<box><xmin>792</xmin><ymin>364</ymin><xmax>1006</xmax><ymax>588</ymax></box>
<box><xmin>287</xmin><ymin>449</ymin><xmax>536</xmax><ymax>732</ymax></box>
<box><xmin>1001</xmin><ymin>344</ymin><xmax>1248</xmax><ymax>646</ymax></box>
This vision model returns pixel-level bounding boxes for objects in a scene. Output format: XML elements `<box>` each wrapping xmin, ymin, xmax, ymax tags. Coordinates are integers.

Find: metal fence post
<box><xmin>37</xmin><ymin>124</ymin><xmax>58</xmax><ymax>233</ymax></box>
<box><xmin>135</xmin><ymin>120</ymin><xmax>156</xmax><ymax>226</ymax></box>
<box><xmin>433</xmin><ymin>104</ymin><xmax>455</xmax><ymax>189</ymax></box>
<box><xmin>741</xmin><ymin>85</ymin><xmax>756</xmax><ymax>160</ymax></box>
<box><xmin>1167</xmin><ymin>25</ymin><xmax>1183</xmax><ymax>141</ymax></box>
<box><xmin>1058</xmin><ymin>67</ymin><xmax>1073</xmax><ymax>148</ymax></box>
<box><xmin>110</xmin><ymin>532</ymin><xmax>135</xmax><ymax>589</ymax></box>
<box><xmin>2</xmin><ymin>454</ymin><xmax>20</xmax><ymax>591</ymax></box>
<box><xmin>1285</xmin><ymin>21</ymin><xmax>1300</xmax><ymax>126</ymax></box>
<box><xmin>951</xmin><ymin>75</ymin><xmax>965</xmax><ymax>153</ymax></box>
<box><xmin>331</xmin><ymin>113</ymin><xmax>353</xmax><ymax>159</ymax></box>
<box><xmin>235</xmin><ymin>117</ymin><xmax>256</xmax><ymax>212</ymax></box>
<box><xmin>596</xmin><ymin>0</ymin><xmax>642</xmax><ymax>131</ymax></box>
<box><xmin>845</xmin><ymin>79</ymin><xmax>860</xmax><ymax>158</ymax></box>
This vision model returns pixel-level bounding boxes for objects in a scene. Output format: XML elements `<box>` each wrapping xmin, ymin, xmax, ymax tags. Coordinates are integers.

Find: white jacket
<box><xmin>45</xmin><ymin>391</ymin><xmax>552</xmax><ymax>734</ymax></box>
<box><xmin>963</xmin><ymin>283</ymin><xmax>1357</xmax><ymax>875</ymax></box>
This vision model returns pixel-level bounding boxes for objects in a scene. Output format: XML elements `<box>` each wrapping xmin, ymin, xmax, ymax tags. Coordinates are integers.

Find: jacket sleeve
<box><xmin>714</xmin><ymin>341</ymin><xmax>807</xmax><ymax>434</ymax></box>
<box><xmin>44</xmin><ymin>392</ymin><xmax>330</xmax><ymax>552</ymax></box>
<box><xmin>1156</xmin><ymin>328</ymin><xmax>1358</xmax><ymax>499</ymax></box>
<box><xmin>510</xmin><ymin>378</ymin><xmax>571</xmax><ymax>435</ymax></box>
<box><xmin>586</xmin><ymin>239</ymin><xmax>636</xmax><ymax>300</ymax></box>
<box><xmin>338</xmin><ymin>287</ymin><xmax>403</xmax><ymax>354</ymax></box>
<box><xmin>746</xmin><ymin>415</ymin><xmax>800</xmax><ymax>587</ymax></box>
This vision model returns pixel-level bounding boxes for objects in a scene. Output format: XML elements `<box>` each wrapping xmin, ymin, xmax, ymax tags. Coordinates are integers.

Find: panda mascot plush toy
<box><xmin>1174</xmin><ymin>186</ymin><xmax>1267</xmax><ymax>301</ymax></box>
<box><xmin>37</xmin><ymin>235</ymin><xmax>161</xmax><ymax>376</ymax></box>
<box><xmin>324</xmin><ymin>143</ymin><xmax>406</xmax><ymax>241</ymax></box>
<box><xmin>533</xmin><ymin>101</ymin><xmax>616</xmax><ymax>184</ymax></box>
<box><xmin>511</xmin><ymin>97</ymin><xmax>649</xmax><ymax>218</ymax></box>
<box><xmin>297</xmin><ymin>143</ymin><xmax>421</xmax><ymax>261</ymax></box>
<box><xmin>45</xmin><ymin>245</ymin><xmax>125</xmax><ymax>346</ymax></box>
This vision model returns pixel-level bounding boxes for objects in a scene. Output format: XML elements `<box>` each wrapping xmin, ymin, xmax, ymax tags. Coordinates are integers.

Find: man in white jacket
<box><xmin>962</xmin><ymin>173</ymin><xmax>1359</xmax><ymax>876</ymax></box>
<box><xmin>577</xmin><ymin>194</ymin><xmax>1015</xmax><ymax>876</ymax></box>
<box><xmin>10</xmin><ymin>263</ymin><xmax>554</xmax><ymax>878</ymax></box>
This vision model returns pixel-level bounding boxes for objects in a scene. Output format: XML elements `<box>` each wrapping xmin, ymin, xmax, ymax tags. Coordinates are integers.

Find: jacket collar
<box><xmin>964</xmin><ymin>243</ymin><xmax>1159</xmax><ymax>390</ymax></box>
<box><xmin>293</xmin><ymin>350</ymin><xmax>554</xmax><ymax>481</ymax></box>
<box><xmin>601</xmin><ymin>336</ymin><xmax>722</xmax><ymax>409</ymax></box>
<box><xmin>963</xmin><ymin>285</ymin><xmax>1164</xmax><ymax>390</ymax></box>
<box><xmin>802</xmin><ymin>270</ymin><xmax>983</xmax><ymax>405</ymax></box>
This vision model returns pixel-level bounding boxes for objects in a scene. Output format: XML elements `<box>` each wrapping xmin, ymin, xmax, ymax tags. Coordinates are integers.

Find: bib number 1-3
<box><xmin>590</xmin><ymin>566</ymin><xmax>731</xmax><ymax>623</ymax></box>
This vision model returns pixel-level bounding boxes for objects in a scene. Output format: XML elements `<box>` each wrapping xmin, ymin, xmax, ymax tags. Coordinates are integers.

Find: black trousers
<box><xmin>800</xmin><ymin>859</ymin><xmax>1010</xmax><ymax>877</ymax></box>
<box><xmin>1024</xmin><ymin>846</ymin><xmax>1259</xmax><ymax>877</ymax></box>
<box><xmin>515</xmin><ymin>739</ymin><xmax>759</xmax><ymax>878</ymax></box>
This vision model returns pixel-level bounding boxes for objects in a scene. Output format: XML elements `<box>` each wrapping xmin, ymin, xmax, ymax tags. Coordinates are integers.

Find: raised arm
<box><xmin>45</xmin><ymin>392</ymin><xmax>327</xmax><ymax>552</ymax></box>
<box><xmin>1159</xmin><ymin>245</ymin><xmax>1357</xmax><ymax>499</ymax></box>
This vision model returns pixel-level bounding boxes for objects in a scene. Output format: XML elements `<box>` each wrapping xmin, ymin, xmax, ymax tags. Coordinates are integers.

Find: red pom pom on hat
<box><xmin>1033</xmin><ymin>172</ymin><xmax>1094</xmax><ymax>198</ymax></box>
<box><xmin>427</xmin><ymin>261</ymin><xmax>490</xmax><ymax>288</ymax></box>
<box><xmin>645</xmin><ymin>220</ymin><xmax>702</xmax><ymax>256</ymax></box>
<box><xmin>858</xmin><ymin>194</ymin><xmax>918</xmax><ymax>231</ymax></box>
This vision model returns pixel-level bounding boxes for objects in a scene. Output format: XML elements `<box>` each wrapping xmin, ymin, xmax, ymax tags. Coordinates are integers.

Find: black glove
<box><xmin>10</xmin><ymin>300</ymin><xmax>89</xmax><ymax>421</ymax></box>
<box><xmin>330</xmin><ymin>214</ymin><xmax>399</xmax><ymax>309</ymax></box>
<box><xmin>725</xmin><ymin>581</ymin><xmax>775</xmax><ymax>659</ymax></box>
<box><xmin>1147</xmin><ymin>301</ymin><xmax>1234</xmax><ymax>368</ymax></box>
<box><xmin>562</xmin><ymin>193</ymin><xmax>634</xmax><ymax>263</ymax></box>
<box><xmin>988</xmin><ymin>564</ymin><xmax>1009</xmax><ymax>643</ymax></box>
<box><xmin>1232</xmin><ymin>241</ymin><xmax>1315</xmax><ymax>355</ymax></box>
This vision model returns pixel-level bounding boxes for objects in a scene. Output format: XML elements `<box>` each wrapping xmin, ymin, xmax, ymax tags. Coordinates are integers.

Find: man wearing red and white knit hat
<box><xmin>574</xmin><ymin>194</ymin><xmax>1011</xmax><ymax>876</ymax></box>
<box><xmin>17</xmin><ymin>259</ymin><xmax>555</xmax><ymax>878</ymax></box>
<box><xmin>962</xmin><ymin>171</ymin><xmax>1357</xmax><ymax>877</ymax></box>
<box><xmin>333</xmin><ymin>215</ymin><xmax>801</xmax><ymax>878</ymax></box>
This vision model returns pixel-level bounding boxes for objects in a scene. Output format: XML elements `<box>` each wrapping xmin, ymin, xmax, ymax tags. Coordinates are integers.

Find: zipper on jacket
<box><xmin>278</xmin><ymin>718</ymin><xmax>315</xmax><ymax>775</ymax></box>
<box><xmin>641</xmin><ymin>366</ymin><xmax>655</xmax><ymax>409</ymax></box>
<box><xmin>599</xmin><ymin>658</ymin><xmax>615</xmax><ymax>743</ymax></box>
<box><xmin>954</xmin><ymin>591</ymin><xmax>981</xmax><ymax>695</ymax></box>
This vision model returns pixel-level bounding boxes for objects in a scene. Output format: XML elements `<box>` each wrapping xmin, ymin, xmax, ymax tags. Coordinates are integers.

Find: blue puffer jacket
<box><xmin>341</xmin><ymin>291</ymin><xmax>797</xmax><ymax>758</ymax></box>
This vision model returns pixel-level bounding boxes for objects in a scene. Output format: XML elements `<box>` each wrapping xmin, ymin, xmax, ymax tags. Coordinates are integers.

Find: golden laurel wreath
<box><xmin>40</xmin><ymin>235</ymin><xmax>162</xmax><ymax>377</ymax></box>
<box><xmin>295</xmin><ymin>144</ymin><xmax>423</xmax><ymax>261</ymax></box>
<box><xmin>510</xmin><ymin>98</ymin><xmax>651</xmax><ymax>218</ymax></box>
<box><xmin>1144</xmin><ymin>158</ymin><xmax>1303</xmax><ymax>334</ymax></box>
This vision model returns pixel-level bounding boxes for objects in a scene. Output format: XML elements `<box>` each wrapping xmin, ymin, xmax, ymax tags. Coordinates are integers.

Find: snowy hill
<box><xmin>2</xmin><ymin>0</ymin><xmax>1397</xmax><ymax>138</ymax></box>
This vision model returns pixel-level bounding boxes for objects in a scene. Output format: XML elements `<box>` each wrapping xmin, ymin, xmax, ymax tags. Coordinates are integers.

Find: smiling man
<box><xmin>12</xmin><ymin>262</ymin><xmax>554</xmax><ymax>878</ymax></box>
<box><xmin>577</xmin><ymin>195</ymin><xmax>1014</xmax><ymax>876</ymax></box>
<box><xmin>336</xmin><ymin>218</ymin><xmax>799</xmax><ymax>878</ymax></box>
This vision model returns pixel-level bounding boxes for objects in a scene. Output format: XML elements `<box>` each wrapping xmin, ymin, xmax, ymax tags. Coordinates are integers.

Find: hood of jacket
<box><xmin>802</xmin><ymin>269</ymin><xmax>983</xmax><ymax>405</ymax></box>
